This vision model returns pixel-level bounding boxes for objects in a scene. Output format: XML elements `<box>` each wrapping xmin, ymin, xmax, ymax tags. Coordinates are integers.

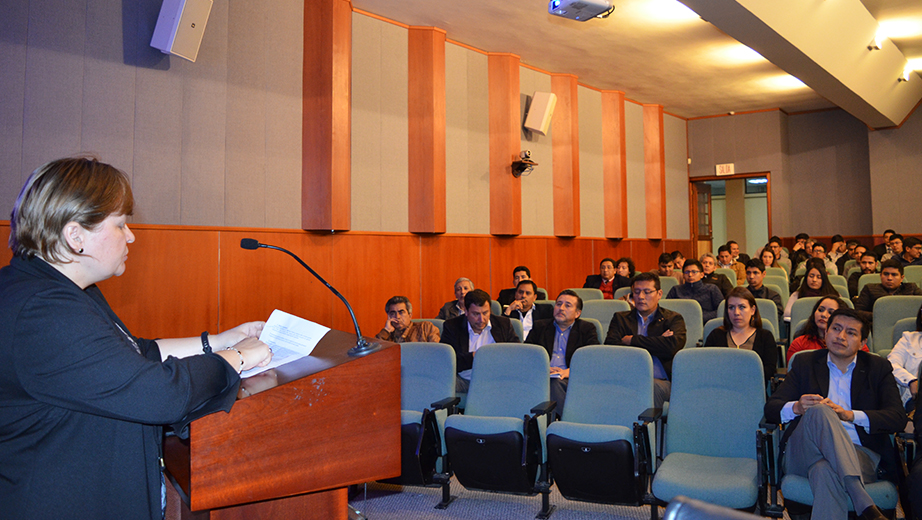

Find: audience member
<box><xmin>727</xmin><ymin>240</ymin><xmax>749</xmax><ymax>264</ymax></box>
<box><xmin>615</xmin><ymin>257</ymin><xmax>636</xmax><ymax>279</ymax></box>
<box><xmin>375</xmin><ymin>296</ymin><xmax>440</xmax><ymax>343</ymax></box>
<box><xmin>605</xmin><ymin>273</ymin><xmax>685</xmax><ymax>408</ymax></box>
<box><xmin>524</xmin><ymin>290</ymin><xmax>597</xmax><ymax>417</ymax></box>
<box><xmin>717</xmin><ymin>245</ymin><xmax>745</xmax><ymax>285</ymax></box>
<box><xmin>496</xmin><ymin>265</ymin><xmax>546</xmax><ymax>307</ymax></box>
<box><xmin>437</xmin><ymin>277</ymin><xmax>474</xmax><ymax>320</ymax></box>
<box><xmin>583</xmin><ymin>257</ymin><xmax>630</xmax><ymax>299</ymax></box>
<box><xmin>848</xmin><ymin>251</ymin><xmax>879</xmax><ymax>300</ymax></box>
<box><xmin>827</xmin><ymin>234</ymin><xmax>846</xmax><ymax>265</ymax></box>
<box><xmin>888</xmin><ymin>301</ymin><xmax>922</xmax><ymax>412</ymax></box>
<box><xmin>784</xmin><ymin>258</ymin><xmax>839</xmax><ymax>322</ymax></box>
<box><xmin>700</xmin><ymin>253</ymin><xmax>734</xmax><ymax>297</ymax></box>
<box><xmin>441</xmin><ymin>289</ymin><xmax>519</xmax><ymax>392</ymax></box>
<box><xmin>872</xmin><ymin>229</ymin><xmax>896</xmax><ymax>261</ymax></box>
<box><xmin>765</xmin><ymin>308</ymin><xmax>906</xmax><ymax>520</ymax></box>
<box><xmin>671</xmin><ymin>251</ymin><xmax>686</xmax><ymax>273</ymax></box>
<box><xmin>810</xmin><ymin>242</ymin><xmax>838</xmax><ymax>274</ymax></box>
<box><xmin>768</xmin><ymin>237</ymin><xmax>793</xmax><ymax>273</ymax></box>
<box><xmin>745</xmin><ymin>259</ymin><xmax>783</xmax><ymax>323</ymax></box>
<box><xmin>703</xmin><ymin>287</ymin><xmax>777</xmax><ymax>380</ymax></box>
<box><xmin>653</xmin><ymin>252</ymin><xmax>683</xmax><ymax>285</ymax></box>
<box><xmin>666</xmin><ymin>259</ymin><xmax>724</xmax><ymax>323</ymax></box>
<box><xmin>880</xmin><ymin>233</ymin><xmax>904</xmax><ymax>262</ymax></box>
<box><xmin>835</xmin><ymin>239</ymin><xmax>860</xmax><ymax>275</ymax></box>
<box><xmin>897</xmin><ymin>236</ymin><xmax>922</xmax><ymax>266</ymax></box>
<box><xmin>791</xmin><ymin>232</ymin><xmax>810</xmax><ymax>253</ymax></box>
<box><xmin>855</xmin><ymin>259</ymin><xmax>922</xmax><ymax>325</ymax></box>
<box><xmin>503</xmin><ymin>279</ymin><xmax>552</xmax><ymax>338</ymax></box>
<box><xmin>786</xmin><ymin>296</ymin><xmax>869</xmax><ymax>363</ymax></box>
<box><xmin>760</xmin><ymin>246</ymin><xmax>780</xmax><ymax>271</ymax></box>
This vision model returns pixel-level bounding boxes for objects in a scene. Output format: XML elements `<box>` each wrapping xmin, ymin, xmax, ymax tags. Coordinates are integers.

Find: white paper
<box><xmin>242</xmin><ymin>309</ymin><xmax>331</xmax><ymax>377</ymax></box>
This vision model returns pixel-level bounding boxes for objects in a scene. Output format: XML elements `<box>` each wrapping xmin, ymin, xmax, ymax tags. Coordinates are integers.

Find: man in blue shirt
<box><xmin>765</xmin><ymin>308</ymin><xmax>906</xmax><ymax>520</ymax></box>
<box><xmin>666</xmin><ymin>258</ymin><xmax>724</xmax><ymax>323</ymax></box>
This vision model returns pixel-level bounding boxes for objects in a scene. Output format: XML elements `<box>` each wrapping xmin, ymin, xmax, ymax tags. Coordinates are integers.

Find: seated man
<box><xmin>375</xmin><ymin>296</ymin><xmax>440</xmax><ymax>343</ymax></box>
<box><xmin>835</xmin><ymin>240</ymin><xmax>861</xmax><ymax>276</ymax></box>
<box><xmin>897</xmin><ymin>236</ymin><xmax>922</xmax><ymax>267</ymax></box>
<box><xmin>667</xmin><ymin>259</ymin><xmax>724</xmax><ymax>323</ymax></box>
<box><xmin>524</xmin><ymin>290</ymin><xmax>597</xmax><ymax>417</ymax></box>
<box><xmin>765</xmin><ymin>308</ymin><xmax>906</xmax><ymax>520</ymax></box>
<box><xmin>880</xmin><ymin>234</ymin><xmax>903</xmax><ymax>262</ymax></box>
<box><xmin>768</xmin><ymin>237</ymin><xmax>793</xmax><ymax>274</ymax></box>
<box><xmin>848</xmin><ymin>251</ymin><xmax>879</xmax><ymax>300</ymax></box>
<box><xmin>437</xmin><ymin>277</ymin><xmax>474</xmax><ymax>320</ymax></box>
<box><xmin>717</xmin><ymin>245</ymin><xmax>746</xmax><ymax>286</ymax></box>
<box><xmin>606</xmin><ymin>272</ymin><xmax>686</xmax><ymax>408</ymax></box>
<box><xmin>653</xmin><ymin>252</ymin><xmax>683</xmax><ymax>285</ymax></box>
<box><xmin>441</xmin><ymin>289</ymin><xmax>519</xmax><ymax>392</ymax></box>
<box><xmin>496</xmin><ymin>265</ymin><xmax>547</xmax><ymax>306</ymax></box>
<box><xmin>700</xmin><ymin>253</ymin><xmax>734</xmax><ymax>297</ymax></box>
<box><xmin>872</xmin><ymin>229</ymin><xmax>895</xmax><ymax>261</ymax></box>
<box><xmin>855</xmin><ymin>259</ymin><xmax>922</xmax><ymax>324</ymax></box>
<box><xmin>671</xmin><ymin>250</ymin><xmax>686</xmax><ymax>273</ymax></box>
<box><xmin>503</xmin><ymin>279</ymin><xmax>553</xmax><ymax>338</ymax></box>
<box><xmin>745</xmin><ymin>259</ymin><xmax>783</xmax><ymax>323</ymax></box>
<box><xmin>584</xmin><ymin>257</ymin><xmax>630</xmax><ymax>299</ymax></box>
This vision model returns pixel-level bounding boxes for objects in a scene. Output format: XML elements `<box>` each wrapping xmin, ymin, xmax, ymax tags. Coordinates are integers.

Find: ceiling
<box><xmin>351</xmin><ymin>0</ymin><xmax>922</xmax><ymax>126</ymax></box>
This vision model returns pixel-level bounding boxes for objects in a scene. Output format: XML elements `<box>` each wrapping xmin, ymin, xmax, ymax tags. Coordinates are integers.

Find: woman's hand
<box><xmin>219</xmin><ymin>337</ymin><xmax>272</xmax><ymax>373</ymax></box>
<box><xmin>212</xmin><ymin>321</ymin><xmax>265</xmax><ymax>350</ymax></box>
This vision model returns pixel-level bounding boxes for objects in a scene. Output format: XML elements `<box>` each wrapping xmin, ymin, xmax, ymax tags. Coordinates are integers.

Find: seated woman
<box><xmin>889</xmin><ymin>301</ymin><xmax>922</xmax><ymax>412</ymax></box>
<box><xmin>614</xmin><ymin>257</ymin><xmax>635</xmax><ymax>289</ymax></box>
<box><xmin>783</xmin><ymin>257</ymin><xmax>839</xmax><ymax>322</ymax></box>
<box><xmin>786</xmin><ymin>295</ymin><xmax>869</xmax><ymax>363</ymax></box>
<box><xmin>703</xmin><ymin>287</ymin><xmax>777</xmax><ymax>380</ymax></box>
<box><xmin>760</xmin><ymin>247</ymin><xmax>780</xmax><ymax>271</ymax></box>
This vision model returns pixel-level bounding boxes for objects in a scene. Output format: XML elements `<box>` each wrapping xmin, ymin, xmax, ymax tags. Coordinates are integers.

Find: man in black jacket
<box><xmin>605</xmin><ymin>272</ymin><xmax>686</xmax><ymax>407</ymax></box>
<box><xmin>765</xmin><ymin>309</ymin><xmax>906</xmax><ymax>520</ymax></box>
<box><xmin>854</xmin><ymin>259</ymin><xmax>922</xmax><ymax>324</ymax></box>
<box><xmin>525</xmin><ymin>290</ymin><xmax>598</xmax><ymax>417</ymax></box>
<box><xmin>503</xmin><ymin>279</ymin><xmax>553</xmax><ymax>339</ymax></box>
<box><xmin>496</xmin><ymin>265</ymin><xmax>546</xmax><ymax>306</ymax></box>
<box><xmin>441</xmin><ymin>289</ymin><xmax>519</xmax><ymax>392</ymax></box>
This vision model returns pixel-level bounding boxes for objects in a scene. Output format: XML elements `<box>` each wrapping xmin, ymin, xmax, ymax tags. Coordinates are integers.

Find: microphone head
<box><xmin>240</xmin><ymin>238</ymin><xmax>260</xmax><ymax>250</ymax></box>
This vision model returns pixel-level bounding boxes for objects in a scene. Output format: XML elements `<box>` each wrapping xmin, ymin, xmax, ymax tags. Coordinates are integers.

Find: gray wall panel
<box><xmin>0</xmin><ymin>0</ymin><xmax>28</xmax><ymax>207</ymax></box>
<box><xmin>625</xmin><ymin>102</ymin><xmax>645</xmax><ymax>238</ymax></box>
<box><xmin>664</xmin><ymin>114</ymin><xmax>689</xmax><ymax>240</ymax></box>
<box><xmin>578</xmin><ymin>86</ymin><xmax>604</xmax><ymax>238</ymax></box>
<box><xmin>376</xmin><ymin>21</ymin><xmax>408</xmax><ymax>232</ymax></box>
<box><xmin>519</xmin><ymin>68</ymin><xmax>552</xmax><ymax>236</ymax></box>
<box><xmin>869</xmin><ymin>107</ymin><xmax>922</xmax><ymax>234</ymax></box>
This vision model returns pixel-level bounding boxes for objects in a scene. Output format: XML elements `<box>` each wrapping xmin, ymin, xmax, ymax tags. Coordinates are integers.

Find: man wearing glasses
<box><xmin>666</xmin><ymin>259</ymin><xmax>724</xmax><ymax>323</ymax></box>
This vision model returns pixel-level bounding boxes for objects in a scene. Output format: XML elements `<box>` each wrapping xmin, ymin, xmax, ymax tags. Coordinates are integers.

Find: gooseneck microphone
<box><xmin>240</xmin><ymin>238</ymin><xmax>381</xmax><ymax>357</ymax></box>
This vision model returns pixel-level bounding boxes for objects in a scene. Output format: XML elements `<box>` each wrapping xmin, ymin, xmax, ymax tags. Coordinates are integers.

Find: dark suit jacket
<box><xmin>604</xmin><ymin>306</ymin><xmax>686</xmax><ymax>379</ymax></box>
<box><xmin>441</xmin><ymin>314</ymin><xmax>520</xmax><ymax>373</ymax></box>
<box><xmin>703</xmin><ymin>327</ymin><xmax>778</xmax><ymax>381</ymax></box>
<box><xmin>524</xmin><ymin>318</ymin><xmax>598</xmax><ymax>368</ymax></box>
<box><xmin>583</xmin><ymin>274</ymin><xmax>631</xmax><ymax>291</ymax></box>
<box><xmin>497</xmin><ymin>287</ymin><xmax>548</xmax><ymax>306</ymax></box>
<box><xmin>703</xmin><ymin>271</ymin><xmax>734</xmax><ymax>298</ymax></box>
<box><xmin>854</xmin><ymin>282</ymin><xmax>922</xmax><ymax>323</ymax></box>
<box><xmin>507</xmin><ymin>302</ymin><xmax>554</xmax><ymax>323</ymax></box>
<box><xmin>765</xmin><ymin>350</ymin><xmax>907</xmax><ymax>482</ymax></box>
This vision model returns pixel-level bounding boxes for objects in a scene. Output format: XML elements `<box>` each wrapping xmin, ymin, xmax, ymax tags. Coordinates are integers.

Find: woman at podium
<box><xmin>0</xmin><ymin>157</ymin><xmax>273</xmax><ymax>519</ymax></box>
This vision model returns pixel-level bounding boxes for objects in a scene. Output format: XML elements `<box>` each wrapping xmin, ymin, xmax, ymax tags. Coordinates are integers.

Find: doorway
<box><xmin>690</xmin><ymin>173</ymin><xmax>771</xmax><ymax>259</ymax></box>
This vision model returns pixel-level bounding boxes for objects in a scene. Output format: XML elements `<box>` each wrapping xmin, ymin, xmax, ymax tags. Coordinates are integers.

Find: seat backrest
<box><xmin>791</xmin><ymin>319</ymin><xmax>809</xmax><ymax>340</ymax></box>
<box><xmin>562</xmin><ymin>346</ymin><xmax>653</xmax><ymax>426</ymax></box>
<box><xmin>858</xmin><ymin>273</ymin><xmax>879</xmax><ymax>295</ymax></box>
<box><xmin>765</xmin><ymin>267</ymin><xmax>786</xmax><ymax>278</ymax></box>
<box><xmin>490</xmin><ymin>299</ymin><xmax>502</xmax><ymax>316</ymax></box>
<box><xmin>665</xmin><ymin>348</ymin><xmax>765</xmax><ymax>460</ymax></box>
<box><xmin>764</xmin><ymin>283</ymin><xmax>786</xmax><ymax>309</ymax></box>
<box><xmin>904</xmin><ymin>266</ymin><xmax>922</xmax><ymax>287</ymax></box>
<box><xmin>755</xmin><ymin>298</ymin><xmax>780</xmax><ymax>337</ymax></box>
<box><xmin>715</xmin><ymin>268</ymin><xmax>738</xmax><ymax>285</ymax></box>
<box><xmin>872</xmin><ymin>296</ymin><xmax>922</xmax><ymax>354</ymax></box>
<box><xmin>660</xmin><ymin>276</ymin><xmax>680</xmax><ymax>296</ymax></box>
<box><xmin>400</xmin><ymin>342</ymin><xmax>456</xmax><ymax>412</ymax></box>
<box><xmin>789</xmin><ymin>296</ymin><xmax>822</xmax><ymax>342</ymax></box>
<box><xmin>465</xmin><ymin>343</ymin><xmax>550</xmax><ymax>418</ymax></box>
<box><xmin>580</xmin><ymin>317</ymin><xmax>604</xmax><ymax>344</ymax></box>
<box><xmin>892</xmin><ymin>317</ymin><xmax>916</xmax><ymax>348</ymax></box>
<box><xmin>568</xmin><ymin>288</ymin><xmax>604</xmax><ymax>301</ymax></box>
<box><xmin>828</xmin><ymin>274</ymin><xmax>847</xmax><ymax>288</ymax></box>
<box><xmin>763</xmin><ymin>276</ymin><xmax>789</xmax><ymax>303</ymax></box>
<box><xmin>658</xmin><ymin>299</ymin><xmax>703</xmax><ymax>349</ymax></box>
<box><xmin>581</xmin><ymin>299</ymin><xmax>631</xmax><ymax>339</ymax></box>
<box><xmin>702</xmin><ymin>318</ymin><xmax>723</xmax><ymax>344</ymax></box>
<box><xmin>510</xmin><ymin>318</ymin><xmax>524</xmax><ymax>342</ymax></box>
<box><xmin>614</xmin><ymin>286</ymin><xmax>632</xmax><ymax>300</ymax></box>
<box><xmin>842</xmin><ymin>260</ymin><xmax>857</xmax><ymax>275</ymax></box>
<box><xmin>832</xmin><ymin>284</ymin><xmax>850</xmax><ymax>300</ymax></box>
<box><xmin>412</xmin><ymin>318</ymin><xmax>444</xmax><ymax>336</ymax></box>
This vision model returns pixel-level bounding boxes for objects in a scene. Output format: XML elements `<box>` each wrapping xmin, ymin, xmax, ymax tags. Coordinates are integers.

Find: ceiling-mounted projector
<box><xmin>548</xmin><ymin>0</ymin><xmax>613</xmax><ymax>21</ymax></box>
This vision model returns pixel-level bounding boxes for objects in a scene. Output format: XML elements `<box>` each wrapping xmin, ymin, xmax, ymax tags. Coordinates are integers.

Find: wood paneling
<box><xmin>644</xmin><ymin>104</ymin><xmax>666</xmax><ymax>240</ymax></box>
<box><xmin>551</xmin><ymin>74</ymin><xmax>580</xmax><ymax>238</ymax></box>
<box><xmin>490</xmin><ymin>237</ymin><xmax>548</xmax><ymax>297</ymax></box>
<box><xmin>420</xmin><ymin>235</ymin><xmax>492</xmax><ymax>318</ymax></box>
<box><xmin>602</xmin><ymin>91</ymin><xmax>628</xmax><ymax>239</ymax></box>
<box><xmin>488</xmin><ymin>53</ymin><xmax>522</xmax><ymax>236</ymax></box>
<box><xmin>629</xmin><ymin>239</ymin><xmax>665</xmax><ymax>273</ymax></box>
<box><xmin>302</xmin><ymin>0</ymin><xmax>352</xmax><ymax>231</ymax></box>
<box><xmin>545</xmin><ymin>238</ymin><xmax>595</xmax><ymax>296</ymax></box>
<box><xmin>0</xmin><ymin>224</ymin><xmax>11</xmax><ymax>268</ymax></box>
<box><xmin>407</xmin><ymin>27</ymin><xmax>447</xmax><ymax>234</ymax></box>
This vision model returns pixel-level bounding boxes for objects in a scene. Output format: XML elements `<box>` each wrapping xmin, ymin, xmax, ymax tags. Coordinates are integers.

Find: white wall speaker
<box><xmin>523</xmin><ymin>91</ymin><xmax>557</xmax><ymax>136</ymax></box>
<box><xmin>150</xmin><ymin>0</ymin><xmax>213</xmax><ymax>63</ymax></box>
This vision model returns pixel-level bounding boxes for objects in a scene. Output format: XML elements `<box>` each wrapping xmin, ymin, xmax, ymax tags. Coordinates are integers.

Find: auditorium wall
<box><xmin>869</xmin><ymin>105</ymin><xmax>922</xmax><ymax>234</ymax></box>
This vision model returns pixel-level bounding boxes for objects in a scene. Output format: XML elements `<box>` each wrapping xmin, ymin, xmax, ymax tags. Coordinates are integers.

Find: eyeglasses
<box><xmin>684</xmin><ymin>270</ymin><xmax>701</xmax><ymax>275</ymax></box>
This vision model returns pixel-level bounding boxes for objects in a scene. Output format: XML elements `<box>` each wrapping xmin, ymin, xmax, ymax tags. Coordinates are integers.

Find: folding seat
<box><xmin>716</xmin><ymin>268</ymin><xmax>739</xmax><ymax>285</ymax></box>
<box><xmin>581</xmin><ymin>299</ymin><xmax>631</xmax><ymax>339</ymax></box>
<box><xmin>658</xmin><ymin>299</ymin><xmax>703</xmax><ymax>348</ymax></box>
<box><xmin>412</xmin><ymin>318</ymin><xmax>444</xmax><ymax>336</ymax></box>
<box><xmin>510</xmin><ymin>317</ymin><xmax>525</xmax><ymax>342</ymax></box>
<box><xmin>490</xmin><ymin>299</ymin><xmax>502</xmax><ymax>316</ymax></box>
<box><xmin>904</xmin><ymin>266</ymin><xmax>922</xmax><ymax>287</ymax></box>
<box><xmin>650</xmin><ymin>348</ymin><xmax>768</xmax><ymax>519</ymax></box>
<box><xmin>581</xmin><ymin>317</ymin><xmax>604</xmax><ymax>343</ymax></box>
<box><xmin>763</xmin><ymin>276</ymin><xmax>789</xmax><ymax>305</ymax></box>
<box><xmin>567</xmin><ymin>288</ymin><xmax>604</xmax><ymax>301</ymax></box>
<box><xmin>828</xmin><ymin>274</ymin><xmax>848</xmax><ymax>288</ymax></box>
<box><xmin>444</xmin><ymin>343</ymin><xmax>556</xmax><ymax>518</ymax></box>
<box><xmin>660</xmin><ymin>277</ymin><xmax>680</xmax><ymax>296</ymax></box>
<box><xmin>615</xmin><ymin>286</ymin><xmax>632</xmax><ymax>300</ymax></box>
<box><xmin>788</xmin><ymin>297</ymin><xmax>821</xmax><ymax>343</ymax></box>
<box><xmin>873</xmin><ymin>295</ymin><xmax>922</xmax><ymax>354</ymax></box>
<box><xmin>387</xmin><ymin>342</ymin><xmax>459</xmax><ymax>508</ymax></box>
<box><xmin>546</xmin><ymin>346</ymin><xmax>659</xmax><ymax>506</ymax></box>
<box><xmin>702</xmin><ymin>318</ymin><xmax>723</xmax><ymax>344</ymax></box>
<box><xmin>765</xmin><ymin>267</ymin><xmax>787</xmax><ymax>279</ymax></box>
<box><xmin>858</xmin><ymin>273</ymin><xmax>880</xmax><ymax>295</ymax></box>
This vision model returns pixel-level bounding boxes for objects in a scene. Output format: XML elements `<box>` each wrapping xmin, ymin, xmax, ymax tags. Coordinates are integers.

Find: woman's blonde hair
<box><xmin>10</xmin><ymin>156</ymin><xmax>133</xmax><ymax>263</ymax></box>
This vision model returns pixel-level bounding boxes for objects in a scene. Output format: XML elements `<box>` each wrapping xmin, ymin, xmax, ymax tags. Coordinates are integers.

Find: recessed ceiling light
<box><xmin>878</xmin><ymin>19</ymin><xmax>922</xmax><ymax>39</ymax></box>
<box><xmin>758</xmin><ymin>74</ymin><xmax>807</xmax><ymax>90</ymax></box>
<box><xmin>709</xmin><ymin>43</ymin><xmax>765</xmax><ymax>65</ymax></box>
<box><xmin>630</xmin><ymin>0</ymin><xmax>699</xmax><ymax>23</ymax></box>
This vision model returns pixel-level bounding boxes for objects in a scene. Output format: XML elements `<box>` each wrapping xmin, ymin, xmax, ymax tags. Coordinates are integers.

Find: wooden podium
<box><xmin>164</xmin><ymin>329</ymin><xmax>401</xmax><ymax>519</ymax></box>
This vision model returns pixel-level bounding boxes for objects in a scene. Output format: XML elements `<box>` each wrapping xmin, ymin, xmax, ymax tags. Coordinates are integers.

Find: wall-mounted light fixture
<box><xmin>898</xmin><ymin>65</ymin><xmax>912</xmax><ymax>82</ymax></box>
<box><xmin>867</xmin><ymin>30</ymin><xmax>884</xmax><ymax>51</ymax></box>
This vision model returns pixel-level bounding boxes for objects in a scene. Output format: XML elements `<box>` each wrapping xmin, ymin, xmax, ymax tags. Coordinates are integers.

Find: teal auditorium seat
<box><xmin>412</xmin><ymin>318</ymin><xmax>444</xmax><ymax>336</ymax></box>
<box><xmin>568</xmin><ymin>288</ymin><xmax>604</xmax><ymax>301</ymax></box>
<box><xmin>872</xmin><ymin>295</ymin><xmax>922</xmax><ymax>354</ymax></box>
<box><xmin>546</xmin><ymin>346</ymin><xmax>658</xmax><ymax>506</ymax></box>
<box><xmin>581</xmin><ymin>299</ymin><xmax>631</xmax><ymax>340</ymax></box>
<box><xmin>651</xmin><ymin>348</ymin><xmax>767</xmax><ymax>518</ymax></box>
<box><xmin>490</xmin><ymin>299</ymin><xmax>502</xmax><ymax>316</ymax></box>
<box><xmin>614</xmin><ymin>286</ymin><xmax>632</xmax><ymax>300</ymax></box>
<box><xmin>510</xmin><ymin>318</ymin><xmax>524</xmax><ymax>342</ymax></box>
<box><xmin>581</xmin><ymin>317</ymin><xmax>604</xmax><ymax>343</ymax></box>
<box><xmin>765</xmin><ymin>267</ymin><xmax>786</xmax><ymax>279</ymax></box>
<box><xmin>762</xmin><ymin>276</ymin><xmax>789</xmax><ymax>305</ymax></box>
<box><xmin>659</xmin><ymin>276</ymin><xmax>680</xmax><ymax>296</ymax></box>
<box><xmin>716</xmin><ymin>268</ymin><xmax>739</xmax><ymax>285</ymax></box>
<box><xmin>658</xmin><ymin>299</ymin><xmax>703</xmax><ymax>349</ymax></box>
<box><xmin>444</xmin><ymin>344</ymin><xmax>556</xmax><ymax>518</ymax></box>
<box><xmin>858</xmin><ymin>273</ymin><xmax>880</xmax><ymax>295</ymax></box>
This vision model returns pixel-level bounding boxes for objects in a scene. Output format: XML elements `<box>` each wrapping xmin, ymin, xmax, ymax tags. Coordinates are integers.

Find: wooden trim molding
<box><xmin>551</xmin><ymin>74</ymin><xmax>580</xmax><ymax>238</ymax></box>
<box><xmin>407</xmin><ymin>27</ymin><xmax>447</xmax><ymax>234</ymax></box>
<box><xmin>601</xmin><ymin>91</ymin><xmax>627</xmax><ymax>239</ymax></box>
<box><xmin>643</xmin><ymin>104</ymin><xmax>666</xmax><ymax>240</ymax></box>
<box><xmin>488</xmin><ymin>53</ymin><xmax>522</xmax><ymax>236</ymax></box>
<box><xmin>302</xmin><ymin>0</ymin><xmax>352</xmax><ymax>231</ymax></box>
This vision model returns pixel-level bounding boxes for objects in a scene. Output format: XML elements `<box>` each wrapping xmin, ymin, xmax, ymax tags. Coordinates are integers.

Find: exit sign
<box><xmin>716</xmin><ymin>163</ymin><xmax>735</xmax><ymax>176</ymax></box>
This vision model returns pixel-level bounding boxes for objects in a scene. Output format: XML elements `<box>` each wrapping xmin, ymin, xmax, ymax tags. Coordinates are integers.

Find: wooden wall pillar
<box><xmin>488</xmin><ymin>53</ymin><xmax>521</xmax><ymax>236</ymax></box>
<box><xmin>407</xmin><ymin>27</ymin><xmax>447</xmax><ymax>234</ymax></box>
<box><xmin>601</xmin><ymin>91</ymin><xmax>627</xmax><ymax>239</ymax></box>
<box><xmin>551</xmin><ymin>74</ymin><xmax>580</xmax><ymax>238</ymax></box>
<box><xmin>643</xmin><ymin>103</ymin><xmax>666</xmax><ymax>240</ymax></box>
<box><xmin>302</xmin><ymin>0</ymin><xmax>352</xmax><ymax>231</ymax></box>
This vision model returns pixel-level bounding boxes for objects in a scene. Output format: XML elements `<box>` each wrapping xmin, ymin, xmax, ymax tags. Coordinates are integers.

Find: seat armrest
<box><xmin>638</xmin><ymin>407</ymin><xmax>662</xmax><ymax>423</ymax></box>
<box><xmin>530</xmin><ymin>400</ymin><xmax>557</xmax><ymax>418</ymax></box>
<box><xmin>430</xmin><ymin>396</ymin><xmax>461</xmax><ymax>411</ymax></box>
<box><xmin>759</xmin><ymin>417</ymin><xmax>779</xmax><ymax>431</ymax></box>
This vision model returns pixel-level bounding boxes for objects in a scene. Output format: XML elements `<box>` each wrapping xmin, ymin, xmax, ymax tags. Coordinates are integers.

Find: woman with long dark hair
<box><xmin>703</xmin><ymin>287</ymin><xmax>777</xmax><ymax>380</ymax></box>
<box><xmin>783</xmin><ymin>257</ymin><xmax>839</xmax><ymax>322</ymax></box>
